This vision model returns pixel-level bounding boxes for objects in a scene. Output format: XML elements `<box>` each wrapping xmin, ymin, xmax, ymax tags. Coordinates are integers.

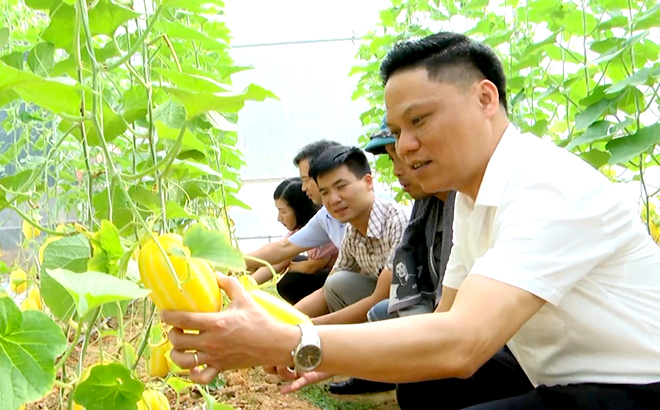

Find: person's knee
<box><xmin>367</xmin><ymin>299</ymin><xmax>394</xmax><ymax>322</ymax></box>
<box><xmin>323</xmin><ymin>271</ymin><xmax>350</xmax><ymax>298</ymax></box>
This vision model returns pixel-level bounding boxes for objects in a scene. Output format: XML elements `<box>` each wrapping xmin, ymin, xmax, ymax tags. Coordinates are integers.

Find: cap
<box><xmin>364</xmin><ymin>114</ymin><xmax>395</xmax><ymax>155</ymax></box>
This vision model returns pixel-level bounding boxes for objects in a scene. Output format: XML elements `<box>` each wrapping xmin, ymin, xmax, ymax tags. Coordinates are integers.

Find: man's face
<box><xmin>297</xmin><ymin>159</ymin><xmax>322</xmax><ymax>205</ymax></box>
<box><xmin>385</xmin><ymin>67</ymin><xmax>495</xmax><ymax>194</ymax></box>
<box><xmin>316</xmin><ymin>165</ymin><xmax>373</xmax><ymax>223</ymax></box>
<box><xmin>384</xmin><ymin>144</ymin><xmax>427</xmax><ymax>200</ymax></box>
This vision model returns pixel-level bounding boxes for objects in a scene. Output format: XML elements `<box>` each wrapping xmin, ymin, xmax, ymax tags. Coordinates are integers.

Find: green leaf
<box><xmin>578</xmin><ymin>149</ymin><xmax>611</xmax><ymax>169</ymax></box>
<box><xmin>155</xmin><ymin>20</ymin><xmax>227</xmax><ymax>50</ymax></box>
<box><xmin>575</xmin><ymin>98</ymin><xmax>617</xmax><ymax>131</ymax></box>
<box><xmin>0</xmin><ymin>28</ymin><xmax>8</xmax><ymax>51</ymax></box>
<box><xmin>24</xmin><ymin>0</ymin><xmax>55</xmax><ymax>9</ymax></box>
<box><xmin>606</xmin><ymin>68</ymin><xmax>651</xmax><ymax>94</ymax></box>
<box><xmin>166</xmin><ymin>201</ymin><xmax>198</xmax><ymax>220</ymax></box>
<box><xmin>0</xmin><ymin>51</ymin><xmax>24</xmax><ymax>70</ymax></box>
<box><xmin>224</xmin><ymin>191</ymin><xmax>251</xmax><ymax>210</ymax></box>
<box><xmin>46</xmin><ymin>269</ymin><xmax>151</xmax><ymax>317</ymax></box>
<box><xmin>152</xmin><ymin>67</ymin><xmax>230</xmax><ymax>93</ymax></box>
<box><xmin>96</xmin><ymin>220</ymin><xmax>124</xmax><ymax>260</ymax></box>
<box><xmin>606</xmin><ymin>123</ymin><xmax>660</xmax><ymax>165</ymax></box>
<box><xmin>618</xmin><ymin>88</ymin><xmax>645</xmax><ymax>115</ymax></box>
<box><xmin>0</xmin><ymin>297</ymin><xmax>67</xmax><ymax>410</ymax></box>
<box><xmin>40</xmin><ymin>235</ymin><xmax>91</xmax><ymax>321</ymax></box>
<box><xmin>42</xmin><ymin>0</ymin><xmax>140</xmax><ymax>50</ymax></box>
<box><xmin>597</xmin><ymin>15</ymin><xmax>629</xmax><ymax>30</ymax></box>
<box><xmin>170</xmin><ymin>159</ymin><xmax>222</xmax><ymax>178</ymax></box>
<box><xmin>93</xmin><ymin>185</ymin><xmax>134</xmax><ymax>231</ymax></box>
<box><xmin>101</xmin><ymin>301</ymin><xmax>128</xmax><ymax>320</ymax></box>
<box><xmin>129</xmin><ymin>186</ymin><xmax>161</xmax><ymax>212</ymax></box>
<box><xmin>566</xmin><ymin>121</ymin><xmax>613</xmax><ymax>150</ymax></box>
<box><xmin>88</xmin><ymin>220</ymin><xmax>124</xmax><ymax>275</ymax></box>
<box><xmin>163</xmin><ymin>84</ymin><xmax>278</xmax><ymax>119</ymax></box>
<box><xmin>27</xmin><ymin>42</ymin><xmax>55</xmax><ymax>76</ymax></box>
<box><xmin>166</xmin><ymin>376</ymin><xmax>194</xmax><ymax>394</ymax></box>
<box><xmin>633</xmin><ymin>4</ymin><xmax>660</xmax><ymax>31</ymax></box>
<box><xmin>155</xmin><ymin>121</ymin><xmax>207</xmax><ymax>153</ymax></box>
<box><xmin>73</xmin><ymin>363</ymin><xmax>144</xmax><ymax>410</ymax></box>
<box><xmin>154</xmin><ymin>99</ymin><xmax>187</xmax><ymax>129</ymax></box>
<box><xmin>182</xmin><ymin>223</ymin><xmax>245</xmax><ymax>271</ymax></box>
<box><xmin>0</xmin><ymin>61</ymin><xmax>85</xmax><ymax>116</ymax></box>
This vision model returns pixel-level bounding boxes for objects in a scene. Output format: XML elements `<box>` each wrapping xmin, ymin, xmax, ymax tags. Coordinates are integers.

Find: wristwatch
<box><xmin>291</xmin><ymin>323</ymin><xmax>323</xmax><ymax>373</ymax></box>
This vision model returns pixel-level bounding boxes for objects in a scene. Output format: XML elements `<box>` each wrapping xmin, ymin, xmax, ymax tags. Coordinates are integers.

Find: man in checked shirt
<box><xmin>293</xmin><ymin>145</ymin><xmax>408</xmax><ymax>321</ymax></box>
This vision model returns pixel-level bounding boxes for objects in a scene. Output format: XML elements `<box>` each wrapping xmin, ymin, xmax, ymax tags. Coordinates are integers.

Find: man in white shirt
<box><xmin>161</xmin><ymin>32</ymin><xmax>660</xmax><ymax>410</ymax></box>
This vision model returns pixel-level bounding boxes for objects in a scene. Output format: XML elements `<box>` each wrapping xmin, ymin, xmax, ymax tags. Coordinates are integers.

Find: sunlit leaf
<box><xmin>606</xmin><ymin>123</ymin><xmax>660</xmax><ymax>165</ymax></box>
<box><xmin>0</xmin><ymin>297</ymin><xmax>67</xmax><ymax>410</ymax></box>
<box><xmin>73</xmin><ymin>363</ymin><xmax>144</xmax><ymax>410</ymax></box>
<box><xmin>46</xmin><ymin>269</ymin><xmax>150</xmax><ymax>317</ymax></box>
<box><xmin>183</xmin><ymin>223</ymin><xmax>245</xmax><ymax>271</ymax></box>
<box><xmin>163</xmin><ymin>84</ymin><xmax>278</xmax><ymax>119</ymax></box>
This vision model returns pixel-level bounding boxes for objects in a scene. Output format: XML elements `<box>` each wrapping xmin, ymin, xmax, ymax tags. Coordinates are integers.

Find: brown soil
<box><xmin>24</xmin><ymin>315</ymin><xmax>400</xmax><ymax>410</ymax></box>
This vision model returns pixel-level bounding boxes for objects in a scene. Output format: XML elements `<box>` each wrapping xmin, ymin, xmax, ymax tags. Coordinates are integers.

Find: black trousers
<box><xmin>396</xmin><ymin>347</ymin><xmax>660</xmax><ymax>410</ymax></box>
<box><xmin>276</xmin><ymin>255</ymin><xmax>331</xmax><ymax>305</ymax></box>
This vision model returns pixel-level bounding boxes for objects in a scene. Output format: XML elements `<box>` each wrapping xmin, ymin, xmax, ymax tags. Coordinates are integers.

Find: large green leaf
<box><xmin>154</xmin><ymin>99</ymin><xmax>187</xmax><ymax>129</ymax></box>
<box><xmin>0</xmin><ymin>297</ymin><xmax>67</xmax><ymax>410</ymax></box>
<box><xmin>578</xmin><ymin>149</ymin><xmax>611</xmax><ymax>169</ymax></box>
<box><xmin>50</xmin><ymin>42</ymin><xmax>120</xmax><ymax>77</ymax></box>
<box><xmin>155</xmin><ymin>20</ymin><xmax>227</xmax><ymax>50</ymax></box>
<box><xmin>0</xmin><ymin>51</ymin><xmax>24</xmax><ymax>70</ymax></box>
<box><xmin>58</xmin><ymin>94</ymin><xmax>146</xmax><ymax>146</ymax></box>
<box><xmin>24</xmin><ymin>0</ymin><xmax>55</xmax><ymax>9</ymax></box>
<box><xmin>574</xmin><ymin>98</ymin><xmax>617</xmax><ymax>131</ymax></box>
<box><xmin>27</xmin><ymin>42</ymin><xmax>55</xmax><ymax>76</ymax></box>
<box><xmin>93</xmin><ymin>185</ymin><xmax>135</xmax><ymax>231</ymax></box>
<box><xmin>155</xmin><ymin>121</ymin><xmax>207</xmax><ymax>153</ymax></box>
<box><xmin>0</xmin><ymin>60</ymin><xmax>84</xmax><ymax>115</ymax></box>
<box><xmin>163</xmin><ymin>84</ymin><xmax>278</xmax><ymax>119</ymax></box>
<box><xmin>606</xmin><ymin>123</ymin><xmax>660</xmax><ymax>165</ymax></box>
<box><xmin>183</xmin><ymin>223</ymin><xmax>245</xmax><ymax>271</ymax></box>
<box><xmin>566</xmin><ymin>121</ymin><xmax>613</xmax><ymax>150</ymax></box>
<box><xmin>170</xmin><ymin>159</ymin><xmax>222</xmax><ymax>179</ymax></box>
<box><xmin>166</xmin><ymin>201</ymin><xmax>198</xmax><ymax>220</ymax></box>
<box><xmin>633</xmin><ymin>4</ymin><xmax>660</xmax><ymax>31</ymax></box>
<box><xmin>0</xmin><ymin>28</ymin><xmax>8</xmax><ymax>51</ymax></box>
<box><xmin>42</xmin><ymin>0</ymin><xmax>140</xmax><ymax>50</ymax></box>
<box><xmin>73</xmin><ymin>363</ymin><xmax>144</xmax><ymax>410</ymax></box>
<box><xmin>88</xmin><ymin>220</ymin><xmax>124</xmax><ymax>275</ymax></box>
<box><xmin>152</xmin><ymin>67</ymin><xmax>230</xmax><ymax>93</ymax></box>
<box><xmin>46</xmin><ymin>269</ymin><xmax>150</xmax><ymax>317</ymax></box>
<box><xmin>40</xmin><ymin>234</ymin><xmax>91</xmax><ymax>321</ymax></box>
<box><xmin>606</xmin><ymin>68</ymin><xmax>652</xmax><ymax>94</ymax></box>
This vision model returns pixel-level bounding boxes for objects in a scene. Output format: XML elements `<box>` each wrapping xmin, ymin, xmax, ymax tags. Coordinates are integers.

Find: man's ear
<box><xmin>363</xmin><ymin>173</ymin><xmax>374</xmax><ymax>191</ymax></box>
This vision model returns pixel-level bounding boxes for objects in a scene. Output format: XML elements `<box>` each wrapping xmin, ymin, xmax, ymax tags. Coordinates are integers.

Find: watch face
<box><xmin>296</xmin><ymin>345</ymin><xmax>322</xmax><ymax>370</ymax></box>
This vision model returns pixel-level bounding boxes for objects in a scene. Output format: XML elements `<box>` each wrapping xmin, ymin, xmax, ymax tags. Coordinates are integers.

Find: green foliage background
<box><xmin>352</xmin><ymin>0</ymin><xmax>660</xmax><ymax>219</ymax></box>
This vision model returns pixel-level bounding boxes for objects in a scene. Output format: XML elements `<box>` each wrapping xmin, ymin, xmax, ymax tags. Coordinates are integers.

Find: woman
<box><xmin>252</xmin><ymin>178</ymin><xmax>338</xmax><ymax>304</ymax></box>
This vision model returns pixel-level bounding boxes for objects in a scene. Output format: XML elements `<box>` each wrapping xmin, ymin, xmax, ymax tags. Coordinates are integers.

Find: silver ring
<box><xmin>193</xmin><ymin>351</ymin><xmax>199</xmax><ymax>368</ymax></box>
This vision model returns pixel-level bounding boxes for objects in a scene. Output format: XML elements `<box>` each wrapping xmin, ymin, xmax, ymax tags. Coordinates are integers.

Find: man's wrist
<box><xmin>271</xmin><ymin>324</ymin><xmax>301</xmax><ymax>367</ymax></box>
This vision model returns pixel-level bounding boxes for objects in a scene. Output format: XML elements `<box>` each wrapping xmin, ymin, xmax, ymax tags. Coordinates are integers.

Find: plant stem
<box><xmin>132</xmin><ymin>302</ymin><xmax>156</xmax><ymax>370</ymax></box>
<box><xmin>105</xmin><ymin>6</ymin><xmax>163</xmax><ymax>71</ymax></box>
<box><xmin>243</xmin><ymin>255</ymin><xmax>277</xmax><ymax>278</ymax></box>
<box><xmin>55</xmin><ymin>319</ymin><xmax>83</xmax><ymax>370</ymax></box>
<box><xmin>120</xmin><ymin>124</ymin><xmax>184</xmax><ymax>180</ymax></box>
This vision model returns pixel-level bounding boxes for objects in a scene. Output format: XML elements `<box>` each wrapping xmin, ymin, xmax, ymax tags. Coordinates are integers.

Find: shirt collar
<box><xmin>365</xmin><ymin>195</ymin><xmax>388</xmax><ymax>239</ymax></box>
<box><xmin>474</xmin><ymin>123</ymin><xmax>522</xmax><ymax>208</ymax></box>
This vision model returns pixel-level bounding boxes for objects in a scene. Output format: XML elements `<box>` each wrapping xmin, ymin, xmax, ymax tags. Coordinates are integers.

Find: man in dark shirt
<box><xmin>323</xmin><ymin>116</ymin><xmax>456</xmax><ymax>395</ymax></box>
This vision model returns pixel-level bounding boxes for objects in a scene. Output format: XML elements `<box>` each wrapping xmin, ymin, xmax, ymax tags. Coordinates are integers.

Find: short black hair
<box><xmin>309</xmin><ymin>146</ymin><xmax>371</xmax><ymax>182</ymax></box>
<box><xmin>293</xmin><ymin>140</ymin><xmax>342</xmax><ymax>167</ymax></box>
<box><xmin>380</xmin><ymin>32</ymin><xmax>508</xmax><ymax>112</ymax></box>
<box><xmin>273</xmin><ymin>177</ymin><xmax>319</xmax><ymax>229</ymax></box>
